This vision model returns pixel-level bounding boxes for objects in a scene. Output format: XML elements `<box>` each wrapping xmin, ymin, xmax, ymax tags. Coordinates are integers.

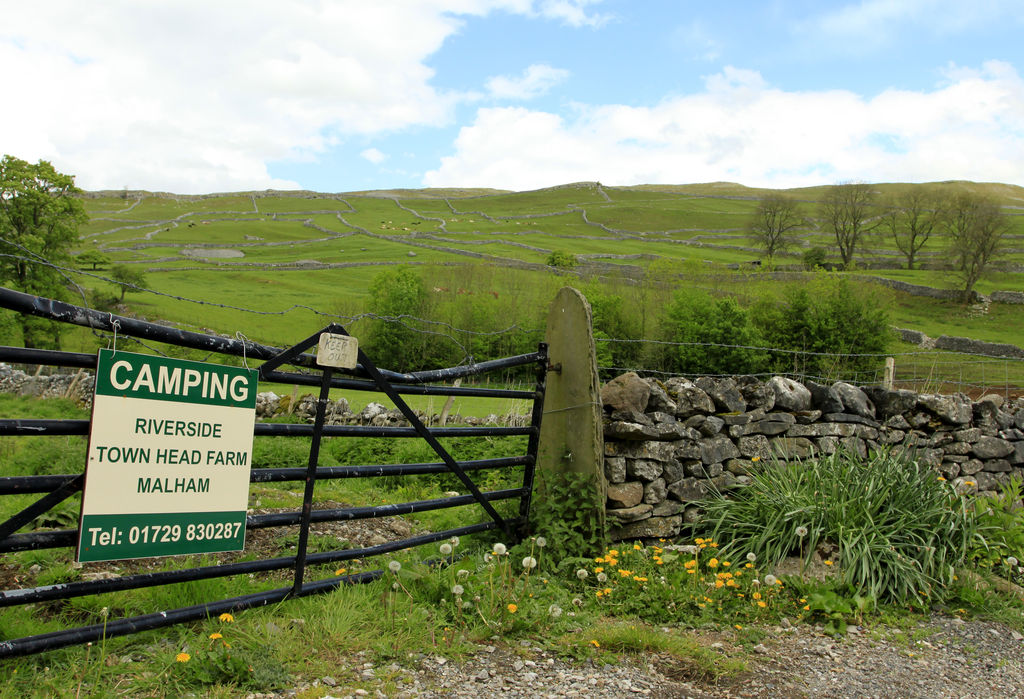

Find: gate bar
<box><xmin>291</xmin><ymin>366</ymin><xmax>333</xmax><ymax>594</ymax></box>
<box><xmin>0</xmin><ymin>344</ymin><xmax>539</xmax><ymax>399</ymax></box>
<box><xmin>0</xmin><ymin>287</ymin><xmax>545</xmax><ymax>384</ymax></box>
<box><xmin>0</xmin><ymin>487</ymin><xmax>524</xmax><ymax>554</ymax></box>
<box><xmin>0</xmin><ymin>419</ymin><xmax>533</xmax><ymax>438</ymax></box>
<box><xmin>0</xmin><ymin>475</ymin><xmax>82</xmax><ymax>541</ymax></box>
<box><xmin>518</xmin><ymin>342</ymin><xmax>548</xmax><ymax>532</ymax></box>
<box><xmin>353</xmin><ymin>342</ymin><xmax>514</xmax><ymax>538</ymax></box>
<box><xmin>0</xmin><ymin>456</ymin><xmax>530</xmax><ymax>494</ymax></box>
<box><xmin>0</xmin><ymin>521</ymin><xmax>500</xmax><ymax>609</ymax></box>
<box><xmin>0</xmin><ymin>521</ymin><xmax>502</xmax><ymax>657</ymax></box>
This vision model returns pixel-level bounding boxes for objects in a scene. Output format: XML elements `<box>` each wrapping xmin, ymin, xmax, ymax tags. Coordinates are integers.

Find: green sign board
<box><xmin>77</xmin><ymin>349</ymin><xmax>258</xmax><ymax>563</ymax></box>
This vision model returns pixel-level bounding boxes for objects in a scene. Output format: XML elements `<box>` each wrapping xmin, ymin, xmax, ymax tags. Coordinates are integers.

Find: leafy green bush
<box><xmin>752</xmin><ymin>274</ymin><xmax>891</xmax><ymax>379</ymax></box>
<box><xmin>703</xmin><ymin>448</ymin><xmax>978</xmax><ymax>604</ymax></box>
<box><xmin>660</xmin><ymin>289</ymin><xmax>769</xmax><ymax>375</ymax></box>
<box><xmin>546</xmin><ymin>250</ymin><xmax>579</xmax><ymax>269</ymax></box>
<box><xmin>802</xmin><ymin>247</ymin><xmax>827</xmax><ymax>269</ymax></box>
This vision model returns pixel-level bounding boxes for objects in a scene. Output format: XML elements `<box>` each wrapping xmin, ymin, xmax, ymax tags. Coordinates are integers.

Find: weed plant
<box><xmin>968</xmin><ymin>476</ymin><xmax>1024</xmax><ymax>585</ymax></box>
<box><xmin>703</xmin><ymin>448</ymin><xmax>979</xmax><ymax>604</ymax></box>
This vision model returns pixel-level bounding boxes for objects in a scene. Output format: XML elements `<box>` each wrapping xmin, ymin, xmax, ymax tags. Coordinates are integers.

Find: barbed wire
<box><xmin>594</xmin><ymin>335</ymin><xmax>1024</xmax><ymax>361</ymax></box>
<box><xmin>0</xmin><ymin>249</ymin><xmax>542</xmax><ymax>365</ymax></box>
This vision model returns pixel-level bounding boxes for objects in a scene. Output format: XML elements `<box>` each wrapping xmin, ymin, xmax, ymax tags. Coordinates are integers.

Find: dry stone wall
<box><xmin>600</xmin><ymin>372</ymin><xmax>1024</xmax><ymax>542</ymax></box>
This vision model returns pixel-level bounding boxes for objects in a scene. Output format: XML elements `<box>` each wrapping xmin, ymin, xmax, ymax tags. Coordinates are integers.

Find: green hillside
<box><xmin>36</xmin><ymin>180</ymin><xmax>1024</xmax><ymax>395</ymax></box>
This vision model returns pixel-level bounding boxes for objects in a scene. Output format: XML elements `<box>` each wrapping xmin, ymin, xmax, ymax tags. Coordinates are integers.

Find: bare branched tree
<box><xmin>881</xmin><ymin>187</ymin><xmax>942</xmax><ymax>270</ymax></box>
<box><xmin>820</xmin><ymin>182</ymin><xmax>879</xmax><ymax>269</ymax></box>
<box><xmin>943</xmin><ymin>191</ymin><xmax>1009</xmax><ymax>303</ymax></box>
<box><xmin>749</xmin><ymin>192</ymin><xmax>804</xmax><ymax>262</ymax></box>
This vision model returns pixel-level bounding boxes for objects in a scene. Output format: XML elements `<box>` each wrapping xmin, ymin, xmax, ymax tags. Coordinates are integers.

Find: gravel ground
<box><xmin>257</xmin><ymin>615</ymin><xmax>1024</xmax><ymax>699</ymax></box>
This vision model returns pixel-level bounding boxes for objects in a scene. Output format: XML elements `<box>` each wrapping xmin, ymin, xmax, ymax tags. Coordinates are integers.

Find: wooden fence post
<box><xmin>884</xmin><ymin>357</ymin><xmax>895</xmax><ymax>390</ymax></box>
<box><xmin>534</xmin><ymin>287</ymin><xmax>606</xmax><ymax>552</ymax></box>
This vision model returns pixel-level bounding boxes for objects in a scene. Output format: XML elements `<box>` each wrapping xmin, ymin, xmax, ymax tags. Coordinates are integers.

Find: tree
<box><xmin>365</xmin><ymin>267</ymin><xmax>432</xmax><ymax>372</ymax></box>
<box><xmin>819</xmin><ymin>182</ymin><xmax>879</xmax><ymax>269</ymax></box>
<box><xmin>76</xmin><ymin>249</ymin><xmax>111</xmax><ymax>270</ymax></box>
<box><xmin>0</xmin><ymin>155</ymin><xmax>88</xmax><ymax>348</ymax></box>
<box><xmin>881</xmin><ymin>187</ymin><xmax>941</xmax><ymax>270</ymax></box>
<box><xmin>110</xmin><ymin>264</ymin><xmax>147</xmax><ymax>301</ymax></box>
<box><xmin>943</xmin><ymin>191</ymin><xmax>1009</xmax><ymax>303</ymax></box>
<box><xmin>749</xmin><ymin>192</ymin><xmax>804</xmax><ymax>262</ymax></box>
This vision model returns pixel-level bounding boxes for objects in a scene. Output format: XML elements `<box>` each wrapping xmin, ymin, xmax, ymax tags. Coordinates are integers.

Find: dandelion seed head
<box><xmin>522</xmin><ymin>556</ymin><xmax>537</xmax><ymax>570</ymax></box>
<box><xmin>457</xmin><ymin>569</ymin><xmax>470</xmax><ymax>580</ymax></box>
<box><xmin>795</xmin><ymin>526</ymin><xmax>808</xmax><ymax>538</ymax></box>
<box><xmin>439</xmin><ymin>543</ymin><xmax>453</xmax><ymax>556</ymax></box>
<box><xmin>1007</xmin><ymin>556</ymin><xmax>1019</xmax><ymax>567</ymax></box>
<box><xmin>535</xmin><ymin>537</ymin><xmax>547</xmax><ymax>548</ymax></box>
<box><xmin>452</xmin><ymin>584</ymin><xmax>464</xmax><ymax>596</ymax></box>
<box><xmin>576</xmin><ymin>568</ymin><xmax>589</xmax><ymax>579</ymax></box>
<box><xmin>449</xmin><ymin>536</ymin><xmax>460</xmax><ymax>547</ymax></box>
<box><xmin>388</xmin><ymin>560</ymin><xmax>402</xmax><ymax>573</ymax></box>
<box><xmin>597</xmin><ymin>572</ymin><xmax>608</xmax><ymax>583</ymax></box>
<box><xmin>548</xmin><ymin>604</ymin><xmax>562</xmax><ymax>618</ymax></box>
<box><xmin>746</xmin><ymin>552</ymin><xmax>757</xmax><ymax>562</ymax></box>
<box><xmin>493</xmin><ymin>543</ymin><xmax>507</xmax><ymax>555</ymax></box>
<box><xmin>764</xmin><ymin>574</ymin><xmax>778</xmax><ymax>586</ymax></box>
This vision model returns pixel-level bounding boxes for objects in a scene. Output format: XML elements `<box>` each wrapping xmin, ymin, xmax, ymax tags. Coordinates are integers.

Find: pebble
<box><xmin>259</xmin><ymin>615</ymin><xmax>1024</xmax><ymax>698</ymax></box>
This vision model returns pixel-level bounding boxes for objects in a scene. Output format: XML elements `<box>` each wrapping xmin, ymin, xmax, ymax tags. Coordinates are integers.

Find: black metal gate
<box><xmin>0</xmin><ymin>287</ymin><xmax>547</xmax><ymax>657</ymax></box>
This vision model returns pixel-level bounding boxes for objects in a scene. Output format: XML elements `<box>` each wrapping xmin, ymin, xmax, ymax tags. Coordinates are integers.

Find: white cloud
<box><xmin>0</xmin><ymin>0</ymin><xmax>604</xmax><ymax>193</ymax></box>
<box><xmin>533</xmin><ymin>0</ymin><xmax>612</xmax><ymax>28</ymax></box>
<box><xmin>360</xmin><ymin>148</ymin><xmax>388</xmax><ymax>165</ymax></box>
<box><xmin>424</xmin><ymin>61</ymin><xmax>1024</xmax><ymax>190</ymax></box>
<box><xmin>486</xmin><ymin>64</ymin><xmax>570</xmax><ymax>100</ymax></box>
<box><xmin>808</xmin><ymin>0</ymin><xmax>1022</xmax><ymax>46</ymax></box>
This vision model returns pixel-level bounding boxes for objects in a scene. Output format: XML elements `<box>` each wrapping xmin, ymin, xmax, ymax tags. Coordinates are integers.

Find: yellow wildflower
<box><xmin>218</xmin><ymin>613</ymin><xmax>234</xmax><ymax>623</ymax></box>
<box><xmin>209</xmin><ymin>632</ymin><xmax>223</xmax><ymax>640</ymax></box>
<box><xmin>507</xmin><ymin>603</ymin><xmax>518</xmax><ymax>613</ymax></box>
<box><xmin>708</xmin><ymin>558</ymin><xmax>719</xmax><ymax>568</ymax></box>
<box><xmin>175</xmin><ymin>653</ymin><xmax>191</xmax><ymax>663</ymax></box>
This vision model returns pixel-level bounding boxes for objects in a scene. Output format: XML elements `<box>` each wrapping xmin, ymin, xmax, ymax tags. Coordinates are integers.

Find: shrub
<box><xmin>702</xmin><ymin>448</ymin><xmax>978</xmax><ymax>604</ymax></box>
<box><xmin>546</xmin><ymin>251</ymin><xmax>579</xmax><ymax>269</ymax></box>
<box><xmin>802</xmin><ymin>247</ymin><xmax>827</xmax><ymax>270</ymax></box>
<box><xmin>660</xmin><ymin>289</ymin><xmax>769</xmax><ymax>375</ymax></box>
<box><xmin>751</xmin><ymin>274</ymin><xmax>891</xmax><ymax>379</ymax></box>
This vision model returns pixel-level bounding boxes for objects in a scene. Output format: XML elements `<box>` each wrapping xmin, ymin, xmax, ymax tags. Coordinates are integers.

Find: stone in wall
<box><xmin>768</xmin><ymin>376</ymin><xmax>812</xmax><ymax>411</ymax></box>
<box><xmin>663</xmin><ymin>378</ymin><xmax>715</xmax><ymax>418</ymax></box>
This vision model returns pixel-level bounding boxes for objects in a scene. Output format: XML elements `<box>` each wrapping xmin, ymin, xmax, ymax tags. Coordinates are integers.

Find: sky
<box><xmin>1</xmin><ymin>0</ymin><xmax>1022</xmax><ymax>194</ymax></box>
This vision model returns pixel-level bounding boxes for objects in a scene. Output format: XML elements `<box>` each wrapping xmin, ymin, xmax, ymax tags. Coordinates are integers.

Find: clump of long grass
<box><xmin>703</xmin><ymin>448</ymin><xmax>979</xmax><ymax>604</ymax></box>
